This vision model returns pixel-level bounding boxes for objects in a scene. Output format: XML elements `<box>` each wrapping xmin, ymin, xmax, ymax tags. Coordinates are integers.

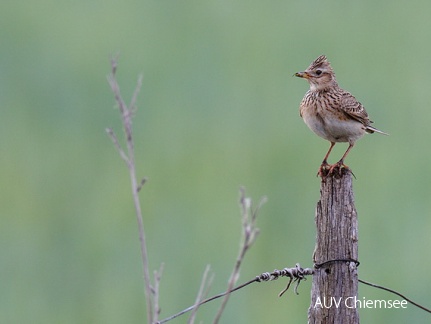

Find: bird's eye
<box><xmin>315</xmin><ymin>69</ymin><xmax>322</xmax><ymax>76</ymax></box>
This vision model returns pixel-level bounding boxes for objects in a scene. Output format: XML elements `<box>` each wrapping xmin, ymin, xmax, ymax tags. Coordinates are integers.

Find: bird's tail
<box><xmin>366</xmin><ymin>125</ymin><xmax>389</xmax><ymax>135</ymax></box>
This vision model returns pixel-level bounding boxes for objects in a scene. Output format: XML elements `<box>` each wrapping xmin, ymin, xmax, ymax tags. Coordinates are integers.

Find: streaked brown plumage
<box><xmin>295</xmin><ymin>55</ymin><xmax>387</xmax><ymax>176</ymax></box>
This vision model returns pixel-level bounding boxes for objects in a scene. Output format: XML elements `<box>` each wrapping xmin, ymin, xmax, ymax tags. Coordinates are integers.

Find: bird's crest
<box><xmin>308</xmin><ymin>55</ymin><xmax>332</xmax><ymax>71</ymax></box>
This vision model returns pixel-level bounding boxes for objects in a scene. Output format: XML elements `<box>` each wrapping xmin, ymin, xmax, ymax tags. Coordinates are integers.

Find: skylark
<box><xmin>295</xmin><ymin>55</ymin><xmax>388</xmax><ymax>177</ymax></box>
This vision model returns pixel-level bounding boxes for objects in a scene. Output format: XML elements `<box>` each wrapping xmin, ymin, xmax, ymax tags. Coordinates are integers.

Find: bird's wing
<box><xmin>340</xmin><ymin>91</ymin><xmax>372</xmax><ymax>126</ymax></box>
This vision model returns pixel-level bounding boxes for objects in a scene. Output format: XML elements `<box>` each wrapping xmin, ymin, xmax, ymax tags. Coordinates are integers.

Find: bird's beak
<box><xmin>294</xmin><ymin>71</ymin><xmax>310</xmax><ymax>79</ymax></box>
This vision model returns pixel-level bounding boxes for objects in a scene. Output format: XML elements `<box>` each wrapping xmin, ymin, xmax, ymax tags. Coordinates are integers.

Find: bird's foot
<box><xmin>328</xmin><ymin>162</ymin><xmax>349</xmax><ymax>176</ymax></box>
<box><xmin>317</xmin><ymin>161</ymin><xmax>331</xmax><ymax>178</ymax></box>
<box><xmin>318</xmin><ymin>161</ymin><xmax>355</xmax><ymax>180</ymax></box>
<box><xmin>329</xmin><ymin>162</ymin><xmax>356</xmax><ymax>179</ymax></box>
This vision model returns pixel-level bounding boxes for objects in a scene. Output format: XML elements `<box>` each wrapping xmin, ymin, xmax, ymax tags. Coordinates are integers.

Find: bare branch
<box><xmin>106</xmin><ymin>58</ymin><xmax>153</xmax><ymax>323</ymax></box>
<box><xmin>130</xmin><ymin>74</ymin><xmax>143</xmax><ymax>114</ymax></box>
<box><xmin>188</xmin><ymin>265</ymin><xmax>213</xmax><ymax>324</ymax></box>
<box><xmin>153</xmin><ymin>263</ymin><xmax>164</xmax><ymax>323</ymax></box>
<box><xmin>105</xmin><ymin>128</ymin><xmax>129</xmax><ymax>165</ymax></box>
<box><xmin>213</xmin><ymin>187</ymin><xmax>266</xmax><ymax>324</ymax></box>
<box><xmin>107</xmin><ymin>70</ymin><xmax>128</xmax><ymax>117</ymax></box>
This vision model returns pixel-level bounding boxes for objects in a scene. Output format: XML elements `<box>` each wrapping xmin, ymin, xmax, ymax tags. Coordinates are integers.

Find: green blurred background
<box><xmin>2</xmin><ymin>0</ymin><xmax>431</xmax><ymax>323</ymax></box>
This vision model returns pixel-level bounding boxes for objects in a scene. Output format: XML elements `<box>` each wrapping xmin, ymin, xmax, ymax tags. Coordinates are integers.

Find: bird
<box><xmin>294</xmin><ymin>55</ymin><xmax>388</xmax><ymax>177</ymax></box>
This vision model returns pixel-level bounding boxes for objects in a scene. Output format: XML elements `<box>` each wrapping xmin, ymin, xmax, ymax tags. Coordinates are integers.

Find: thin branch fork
<box><xmin>213</xmin><ymin>188</ymin><xmax>266</xmax><ymax>324</ymax></box>
<box><xmin>188</xmin><ymin>265</ymin><xmax>214</xmax><ymax>324</ymax></box>
<box><xmin>106</xmin><ymin>58</ymin><xmax>155</xmax><ymax>323</ymax></box>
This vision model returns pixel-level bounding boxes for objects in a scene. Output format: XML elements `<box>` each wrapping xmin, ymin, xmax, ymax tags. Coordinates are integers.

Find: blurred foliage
<box><xmin>1</xmin><ymin>0</ymin><xmax>431</xmax><ymax>323</ymax></box>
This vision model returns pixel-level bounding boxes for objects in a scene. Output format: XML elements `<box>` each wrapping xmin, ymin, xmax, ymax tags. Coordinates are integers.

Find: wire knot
<box><xmin>256</xmin><ymin>263</ymin><xmax>314</xmax><ymax>297</ymax></box>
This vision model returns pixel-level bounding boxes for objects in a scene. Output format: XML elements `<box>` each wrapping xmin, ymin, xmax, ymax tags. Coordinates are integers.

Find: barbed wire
<box><xmin>359</xmin><ymin>279</ymin><xmax>431</xmax><ymax>313</ymax></box>
<box><xmin>156</xmin><ymin>261</ymin><xmax>431</xmax><ymax>323</ymax></box>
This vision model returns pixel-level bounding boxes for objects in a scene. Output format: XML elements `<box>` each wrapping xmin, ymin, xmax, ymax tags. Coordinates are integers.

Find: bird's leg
<box><xmin>318</xmin><ymin>142</ymin><xmax>335</xmax><ymax>177</ymax></box>
<box><xmin>328</xmin><ymin>143</ymin><xmax>354</xmax><ymax>175</ymax></box>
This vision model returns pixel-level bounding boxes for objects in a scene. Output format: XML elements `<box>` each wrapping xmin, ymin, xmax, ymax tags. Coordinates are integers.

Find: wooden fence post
<box><xmin>308</xmin><ymin>171</ymin><xmax>359</xmax><ymax>323</ymax></box>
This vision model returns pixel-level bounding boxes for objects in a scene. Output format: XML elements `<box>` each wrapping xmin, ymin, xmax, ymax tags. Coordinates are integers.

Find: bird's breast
<box><xmin>300</xmin><ymin>92</ymin><xmax>365</xmax><ymax>143</ymax></box>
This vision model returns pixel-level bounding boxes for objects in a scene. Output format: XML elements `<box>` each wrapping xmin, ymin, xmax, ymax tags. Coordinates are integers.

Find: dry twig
<box><xmin>188</xmin><ymin>265</ymin><xmax>214</xmax><ymax>324</ymax></box>
<box><xmin>213</xmin><ymin>187</ymin><xmax>266</xmax><ymax>323</ymax></box>
<box><xmin>106</xmin><ymin>58</ymin><xmax>155</xmax><ymax>323</ymax></box>
<box><xmin>153</xmin><ymin>263</ymin><xmax>164</xmax><ymax>323</ymax></box>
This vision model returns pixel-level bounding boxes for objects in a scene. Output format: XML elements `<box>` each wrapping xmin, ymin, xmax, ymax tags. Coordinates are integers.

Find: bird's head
<box><xmin>295</xmin><ymin>55</ymin><xmax>338</xmax><ymax>91</ymax></box>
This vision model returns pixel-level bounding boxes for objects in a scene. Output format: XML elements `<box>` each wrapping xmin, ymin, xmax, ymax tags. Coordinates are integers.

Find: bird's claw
<box><xmin>329</xmin><ymin>162</ymin><xmax>348</xmax><ymax>175</ymax></box>
<box><xmin>317</xmin><ymin>162</ymin><xmax>330</xmax><ymax>178</ymax></box>
<box><xmin>318</xmin><ymin>162</ymin><xmax>354</xmax><ymax>180</ymax></box>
